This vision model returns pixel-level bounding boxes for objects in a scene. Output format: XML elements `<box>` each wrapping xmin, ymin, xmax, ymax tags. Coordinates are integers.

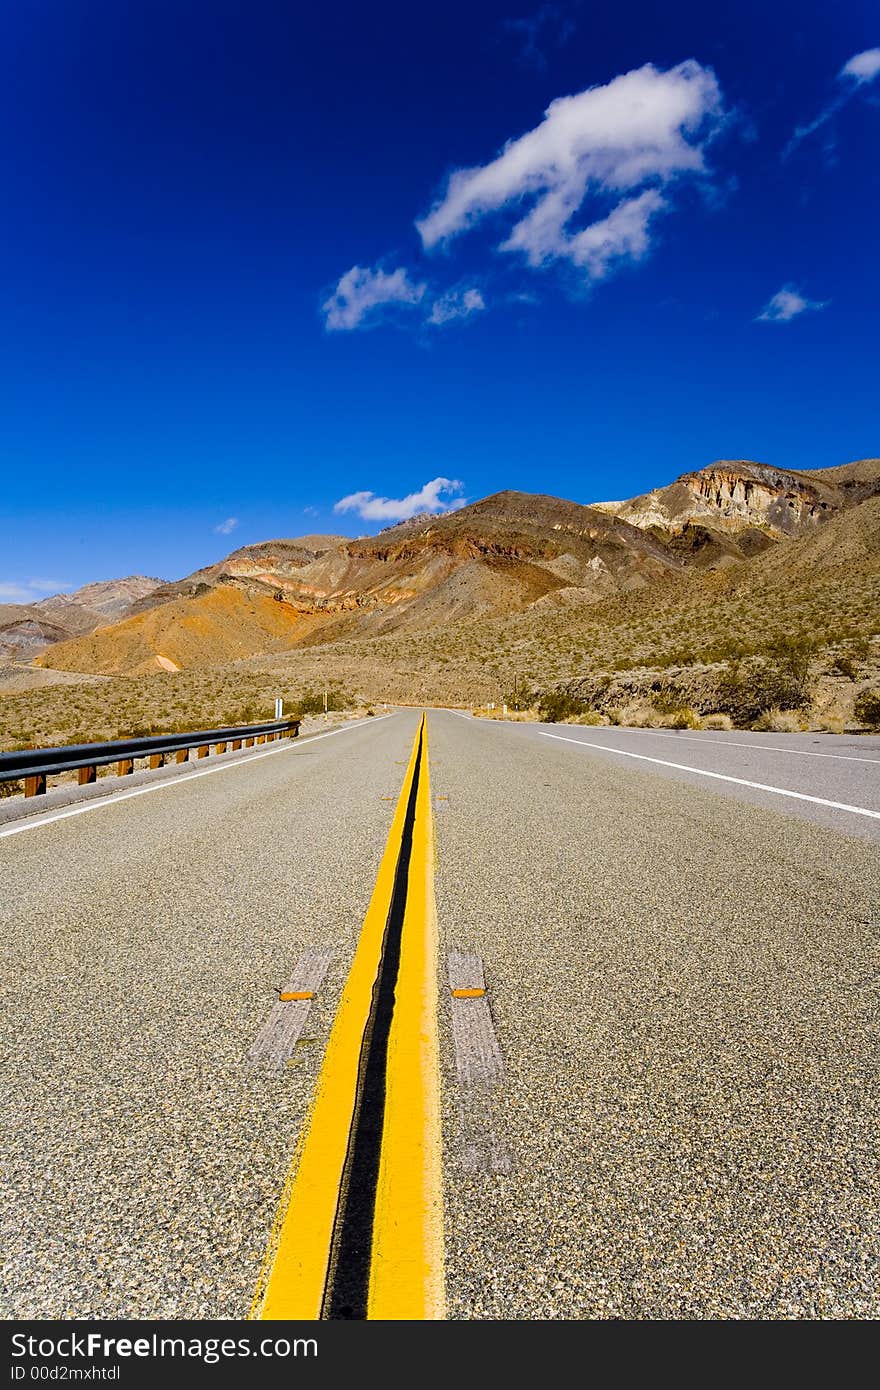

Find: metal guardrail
<box><xmin>0</xmin><ymin>719</ymin><xmax>301</xmax><ymax>797</ymax></box>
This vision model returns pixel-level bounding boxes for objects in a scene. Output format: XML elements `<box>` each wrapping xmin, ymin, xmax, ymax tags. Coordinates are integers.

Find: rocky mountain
<box><xmin>31</xmin><ymin>458</ymin><xmax>880</xmax><ymax>678</ymax></box>
<box><xmin>35</xmin><ymin>575</ymin><xmax>164</xmax><ymax>620</ymax></box>
<box><xmin>124</xmin><ymin>540</ymin><xmax>344</xmax><ymax>615</ymax></box>
<box><xmin>0</xmin><ymin>576</ymin><xmax>164</xmax><ymax>663</ymax></box>
<box><xmin>594</xmin><ymin>458</ymin><xmax>879</xmax><ymax>564</ymax></box>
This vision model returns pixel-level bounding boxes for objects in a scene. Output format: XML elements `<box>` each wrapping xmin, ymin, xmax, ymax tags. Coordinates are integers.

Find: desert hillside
<box><xmin>36</xmin><ymin>585</ymin><xmax>329</xmax><ymax>676</ymax></box>
<box><xmin>2</xmin><ymin>456</ymin><xmax>878</xmax><ymax>746</ymax></box>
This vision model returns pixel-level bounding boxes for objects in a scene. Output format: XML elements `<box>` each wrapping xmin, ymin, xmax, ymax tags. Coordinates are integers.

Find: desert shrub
<box><xmin>572</xmin><ymin>710</ymin><xmax>605</xmax><ymax>726</ymax></box>
<box><xmin>702</xmin><ymin>713</ymin><xmax>733</xmax><ymax>731</ymax></box>
<box><xmin>854</xmin><ymin>688</ymin><xmax>880</xmax><ymax>730</ymax></box>
<box><xmin>295</xmin><ymin>686</ymin><xmax>351</xmax><ymax>716</ymax></box>
<box><xmin>504</xmin><ymin>685</ymin><xmax>534</xmax><ymax>712</ymax></box>
<box><xmin>752</xmin><ymin>708</ymin><xmax>805</xmax><ymax>733</ymax></box>
<box><xmin>538</xmin><ymin>689</ymin><xmax>591</xmax><ymax>723</ymax></box>
<box><xmin>605</xmin><ymin>706</ymin><xmax>622</xmax><ymax>725</ymax></box>
<box><xmin>830</xmin><ymin>652</ymin><xmax>859</xmax><ymax>679</ymax></box>
<box><xmin>715</xmin><ymin>658</ymin><xmax>810</xmax><ymax>726</ymax></box>
<box><xmin>0</xmin><ymin>779</ymin><xmax>22</xmax><ymax>798</ymax></box>
<box><xmin>764</xmin><ymin>633</ymin><xmax>815</xmax><ymax>682</ymax></box>
<box><xmin>650</xmin><ymin>685</ymin><xmax>688</xmax><ymax>715</ymax></box>
<box><xmin>665</xmin><ymin>707</ymin><xmax>701</xmax><ymax>730</ymax></box>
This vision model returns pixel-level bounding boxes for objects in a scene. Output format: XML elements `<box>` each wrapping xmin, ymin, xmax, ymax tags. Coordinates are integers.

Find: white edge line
<box><xmin>538</xmin><ymin>731</ymin><xmax>880</xmax><ymax>821</ymax></box>
<box><xmin>606</xmin><ymin>726</ymin><xmax>880</xmax><ymax>765</ymax></box>
<box><xmin>0</xmin><ymin>714</ymin><xmax>394</xmax><ymax>839</ymax></box>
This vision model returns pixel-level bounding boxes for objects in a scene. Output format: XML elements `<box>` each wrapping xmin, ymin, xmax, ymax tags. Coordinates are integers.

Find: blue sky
<box><xmin>1</xmin><ymin>1</ymin><xmax>878</xmax><ymax>597</ymax></box>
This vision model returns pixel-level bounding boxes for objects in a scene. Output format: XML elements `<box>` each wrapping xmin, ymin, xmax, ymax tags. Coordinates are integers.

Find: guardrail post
<box><xmin>197</xmin><ymin>745</ymin><xmax>209</xmax><ymax>759</ymax></box>
<box><xmin>24</xmin><ymin>774</ymin><xmax>47</xmax><ymax>798</ymax></box>
<box><xmin>149</xmin><ymin>754</ymin><xmax>164</xmax><ymax>770</ymax></box>
<box><xmin>117</xmin><ymin>759</ymin><xmax>134</xmax><ymax>777</ymax></box>
<box><xmin>78</xmin><ymin>766</ymin><xmax>97</xmax><ymax>786</ymax></box>
<box><xmin>175</xmin><ymin>750</ymin><xmax>188</xmax><ymax>764</ymax></box>
<box><xmin>215</xmin><ymin>742</ymin><xmax>227</xmax><ymax>755</ymax></box>
<box><xmin>231</xmin><ymin>739</ymin><xmax>241</xmax><ymax>751</ymax></box>
<box><xmin>245</xmin><ymin>737</ymin><xmax>254</xmax><ymax>747</ymax></box>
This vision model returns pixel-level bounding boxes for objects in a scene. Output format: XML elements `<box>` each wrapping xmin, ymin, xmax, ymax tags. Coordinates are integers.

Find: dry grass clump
<box><xmin>751</xmin><ymin>708</ymin><xmax>806</xmax><ymax>733</ymax></box>
<box><xmin>702</xmin><ymin>713</ymin><xmax>734</xmax><ymax>731</ymax></box>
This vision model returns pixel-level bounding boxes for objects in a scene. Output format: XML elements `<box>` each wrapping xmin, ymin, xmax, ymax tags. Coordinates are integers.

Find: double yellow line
<box><xmin>252</xmin><ymin>713</ymin><xmax>444</xmax><ymax>1320</ymax></box>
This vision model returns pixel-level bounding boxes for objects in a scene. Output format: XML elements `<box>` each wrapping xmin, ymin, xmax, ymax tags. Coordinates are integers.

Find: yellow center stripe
<box><xmin>368</xmin><ymin>719</ymin><xmax>444</xmax><ymax>1320</ymax></box>
<box><xmin>252</xmin><ymin>713</ymin><xmax>444</xmax><ymax>1321</ymax></box>
<box><xmin>279</xmin><ymin>991</ymin><xmax>314</xmax><ymax>1002</ymax></box>
<box><xmin>451</xmin><ymin>988</ymin><xmax>484</xmax><ymax>998</ymax></box>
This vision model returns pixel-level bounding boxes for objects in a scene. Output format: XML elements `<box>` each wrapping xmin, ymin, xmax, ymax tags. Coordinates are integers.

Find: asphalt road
<box><xmin>2</xmin><ymin>710</ymin><xmax>878</xmax><ymax>1319</ymax></box>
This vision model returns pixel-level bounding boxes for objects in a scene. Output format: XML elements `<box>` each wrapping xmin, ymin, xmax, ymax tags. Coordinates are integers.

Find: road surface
<box><xmin>2</xmin><ymin>710</ymin><xmax>878</xmax><ymax>1319</ymax></box>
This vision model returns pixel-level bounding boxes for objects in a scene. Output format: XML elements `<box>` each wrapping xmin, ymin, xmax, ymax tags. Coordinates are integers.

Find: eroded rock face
<box><xmin>683</xmin><ymin>463</ymin><xmax>835</xmax><ymax>536</ymax></box>
<box><xmin>595</xmin><ymin>459</ymin><xmax>856</xmax><ymax>549</ymax></box>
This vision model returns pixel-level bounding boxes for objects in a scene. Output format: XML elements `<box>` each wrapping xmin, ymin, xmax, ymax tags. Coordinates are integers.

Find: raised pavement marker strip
<box><xmin>248</xmin><ymin>947</ymin><xmax>333</xmax><ymax>1070</ymax></box>
<box><xmin>448</xmin><ymin>951</ymin><xmax>504</xmax><ymax>1087</ymax></box>
<box><xmin>447</xmin><ymin>951</ymin><xmax>509</xmax><ymax>1174</ymax></box>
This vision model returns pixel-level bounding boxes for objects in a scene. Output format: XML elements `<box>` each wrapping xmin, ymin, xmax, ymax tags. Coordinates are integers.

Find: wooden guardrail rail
<box><xmin>0</xmin><ymin>719</ymin><xmax>300</xmax><ymax>797</ymax></box>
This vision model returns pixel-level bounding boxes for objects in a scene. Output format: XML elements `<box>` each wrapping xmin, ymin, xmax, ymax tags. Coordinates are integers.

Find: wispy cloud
<box><xmin>334</xmin><ymin>477</ymin><xmax>465</xmax><ymax>523</ymax></box>
<box><xmin>428</xmin><ymin>287</ymin><xmax>486</xmax><ymax>325</ymax></box>
<box><xmin>0</xmin><ymin>578</ymin><xmax>71</xmax><ymax>604</ymax></box>
<box><xmin>323</xmin><ymin>265</ymin><xmax>426</xmax><ymax>332</ymax></box>
<box><xmin>416</xmin><ymin>61</ymin><xmax>725</xmax><ymax>284</ymax></box>
<box><xmin>322</xmin><ymin>61</ymin><xmax>727</xmax><ymax>336</ymax></box>
<box><xmin>784</xmin><ymin>47</ymin><xmax>880</xmax><ymax>157</ymax></box>
<box><xmin>755</xmin><ymin>285</ymin><xmax>828</xmax><ymax>323</ymax></box>
<box><xmin>501</xmin><ymin>4</ymin><xmax>577</xmax><ymax>72</ymax></box>
<box><xmin>214</xmin><ymin>516</ymin><xmax>239</xmax><ymax>535</ymax></box>
<box><xmin>840</xmin><ymin>48</ymin><xmax>880</xmax><ymax>82</ymax></box>
<box><xmin>302</xmin><ymin>505</ymin><xmax>319</xmax><ymax>518</ymax></box>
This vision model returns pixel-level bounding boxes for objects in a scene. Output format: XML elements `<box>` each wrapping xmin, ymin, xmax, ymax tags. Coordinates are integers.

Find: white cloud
<box><xmin>785</xmin><ymin>47</ymin><xmax>880</xmax><ymax>156</ymax></box>
<box><xmin>0</xmin><ymin>579</ymin><xmax>71</xmax><ymax>604</ymax></box>
<box><xmin>755</xmin><ymin>285</ymin><xmax>828</xmax><ymax>323</ymax></box>
<box><xmin>323</xmin><ymin>265</ymin><xmax>426</xmax><ymax>331</ymax></box>
<box><xmin>214</xmin><ymin>516</ymin><xmax>239</xmax><ymax>535</ymax></box>
<box><xmin>334</xmin><ymin>477</ymin><xmax>465</xmax><ymax>522</ymax></box>
<box><xmin>302</xmin><ymin>505</ymin><xmax>319</xmax><ymax>517</ymax></box>
<box><xmin>416</xmin><ymin>61</ymin><xmax>725</xmax><ymax>281</ymax></box>
<box><xmin>428</xmin><ymin>287</ymin><xmax>486</xmax><ymax>325</ymax></box>
<box><xmin>840</xmin><ymin>47</ymin><xmax>880</xmax><ymax>83</ymax></box>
